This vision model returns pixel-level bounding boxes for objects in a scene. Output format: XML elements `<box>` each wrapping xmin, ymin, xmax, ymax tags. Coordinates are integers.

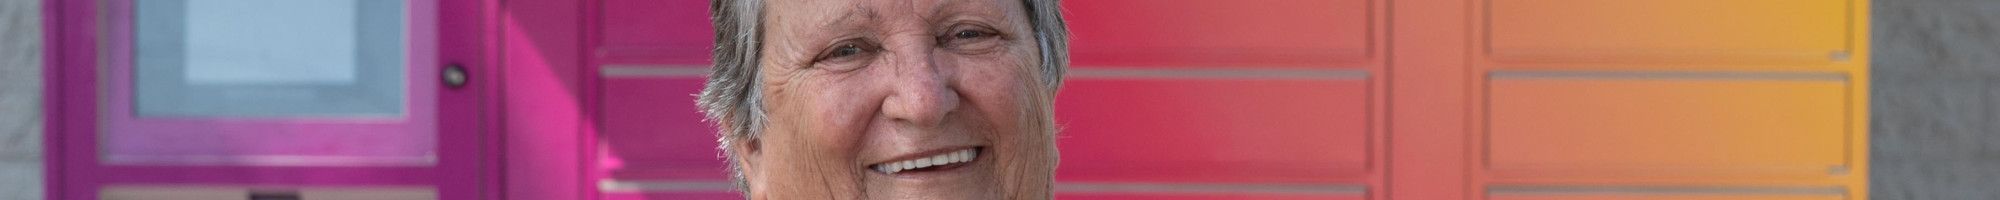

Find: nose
<box><xmin>879</xmin><ymin>47</ymin><xmax>961</xmax><ymax>126</ymax></box>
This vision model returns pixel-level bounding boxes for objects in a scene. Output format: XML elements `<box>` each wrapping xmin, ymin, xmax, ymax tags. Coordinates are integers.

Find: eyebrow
<box><xmin>935</xmin><ymin>0</ymin><xmax>1022</xmax><ymax>31</ymax></box>
<box><xmin>817</xmin><ymin>0</ymin><xmax>979</xmax><ymax>31</ymax></box>
<box><xmin>928</xmin><ymin>0</ymin><xmax>966</xmax><ymax>24</ymax></box>
<box><xmin>818</xmin><ymin>5</ymin><xmax>878</xmax><ymax>31</ymax></box>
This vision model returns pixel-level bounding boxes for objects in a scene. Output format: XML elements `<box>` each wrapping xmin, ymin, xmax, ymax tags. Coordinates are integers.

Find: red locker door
<box><xmin>1054</xmin><ymin>0</ymin><xmax>1385</xmax><ymax>199</ymax></box>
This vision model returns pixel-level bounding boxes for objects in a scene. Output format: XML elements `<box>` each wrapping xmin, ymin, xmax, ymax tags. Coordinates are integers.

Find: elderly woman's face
<box><xmin>740</xmin><ymin>0</ymin><xmax>1054</xmax><ymax>199</ymax></box>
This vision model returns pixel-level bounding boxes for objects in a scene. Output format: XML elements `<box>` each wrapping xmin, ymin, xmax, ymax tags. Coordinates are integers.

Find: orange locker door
<box><xmin>1466</xmin><ymin>0</ymin><xmax>1869</xmax><ymax>199</ymax></box>
<box><xmin>1484</xmin><ymin>0</ymin><xmax>1852</xmax><ymax>66</ymax></box>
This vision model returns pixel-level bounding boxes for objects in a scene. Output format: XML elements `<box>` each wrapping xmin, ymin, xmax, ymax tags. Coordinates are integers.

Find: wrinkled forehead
<box><xmin>762</xmin><ymin>0</ymin><xmax>1021</xmax><ymax>31</ymax></box>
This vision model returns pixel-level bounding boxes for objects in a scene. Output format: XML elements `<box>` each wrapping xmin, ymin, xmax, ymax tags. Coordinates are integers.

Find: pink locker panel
<box><xmin>597</xmin><ymin>0</ymin><xmax>712</xmax><ymax>64</ymax></box>
<box><xmin>1063</xmin><ymin>0</ymin><xmax>1373</xmax><ymax>68</ymax></box>
<box><xmin>1055</xmin><ymin>79</ymin><xmax>1372</xmax><ymax>183</ymax></box>
<box><xmin>600</xmin><ymin>78</ymin><xmax>728</xmax><ymax>181</ymax></box>
<box><xmin>592</xmin><ymin>0</ymin><xmax>727</xmax><ymax>198</ymax></box>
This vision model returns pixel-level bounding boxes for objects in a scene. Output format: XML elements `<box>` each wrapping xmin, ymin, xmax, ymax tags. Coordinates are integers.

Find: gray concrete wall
<box><xmin>1871</xmin><ymin>0</ymin><xmax>2000</xmax><ymax>199</ymax></box>
<box><xmin>0</xmin><ymin>0</ymin><xmax>41</xmax><ymax>199</ymax></box>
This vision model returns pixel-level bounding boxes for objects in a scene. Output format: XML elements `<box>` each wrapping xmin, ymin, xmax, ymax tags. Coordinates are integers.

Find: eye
<box><xmin>953</xmin><ymin>29</ymin><xmax>988</xmax><ymax>39</ymax></box>
<box><xmin>829</xmin><ymin>43</ymin><xmax>864</xmax><ymax>58</ymax></box>
<box><xmin>813</xmin><ymin>39</ymin><xmax>877</xmax><ymax>67</ymax></box>
<box><xmin>937</xmin><ymin>24</ymin><xmax>1003</xmax><ymax>51</ymax></box>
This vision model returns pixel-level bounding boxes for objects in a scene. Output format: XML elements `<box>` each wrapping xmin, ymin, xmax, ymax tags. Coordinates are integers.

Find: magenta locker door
<box><xmin>587</xmin><ymin>0</ymin><xmax>734</xmax><ymax>199</ymax></box>
<box><xmin>45</xmin><ymin>0</ymin><xmax>493</xmax><ymax>199</ymax></box>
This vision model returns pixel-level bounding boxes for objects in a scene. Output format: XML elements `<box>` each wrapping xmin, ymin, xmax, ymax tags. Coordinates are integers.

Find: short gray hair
<box><xmin>697</xmin><ymin>0</ymin><xmax>1070</xmax><ymax>194</ymax></box>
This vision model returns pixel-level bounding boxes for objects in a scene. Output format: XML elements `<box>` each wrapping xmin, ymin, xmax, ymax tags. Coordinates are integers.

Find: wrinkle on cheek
<box><xmin>762</xmin><ymin>94</ymin><xmax>870</xmax><ymax>200</ymax></box>
<box><xmin>945</xmin><ymin>50</ymin><xmax>1034</xmax><ymax>89</ymax></box>
<box><xmin>764</xmin><ymin>68</ymin><xmax>875</xmax><ymax>194</ymax></box>
<box><xmin>757</xmin><ymin>57</ymin><xmax>816</xmax><ymax>111</ymax></box>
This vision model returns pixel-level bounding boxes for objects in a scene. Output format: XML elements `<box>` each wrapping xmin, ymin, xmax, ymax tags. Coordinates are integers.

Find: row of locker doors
<box><xmin>590</xmin><ymin>0</ymin><xmax>1869</xmax><ymax>199</ymax></box>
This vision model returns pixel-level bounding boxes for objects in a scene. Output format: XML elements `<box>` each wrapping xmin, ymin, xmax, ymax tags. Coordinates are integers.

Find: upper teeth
<box><xmin>874</xmin><ymin>149</ymin><xmax>977</xmax><ymax>174</ymax></box>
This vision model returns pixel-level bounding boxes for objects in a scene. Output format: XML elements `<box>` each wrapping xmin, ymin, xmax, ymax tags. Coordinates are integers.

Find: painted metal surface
<box><xmin>98</xmin><ymin>0</ymin><xmax>437</xmax><ymax>166</ymax></box>
<box><xmin>1058</xmin><ymin>0</ymin><xmax>1390</xmax><ymax>197</ymax></box>
<box><xmin>1064</xmin><ymin>0</ymin><xmax>1373</xmax><ymax>69</ymax></box>
<box><xmin>44</xmin><ymin>0</ymin><xmax>490</xmax><ymax>199</ymax></box>
<box><xmin>500</xmin><ymin>0</ymin><xmax>592</xmax><ymax>198</ymax></box>
<box><xmin>1387</xmin><ymin>0</ymin><xmax>1474</xmax><ymax>199</ymax></box>
<box><xmin>1466</xmin><ymin>0</ymin><xmax>1872</xmax><ymax>199</ymax></box>
<box><xmin>585</xmin><ymin>0</ymin><xmax>1392</xmax><ymax>198</ymax></box>
<box><xmin>1053</xmin><ymin>78</ymin><xmax>1372</xmax><ymax>184</ymax></box>
<box><xmin>588</xmin><ymin>0</ymin><xmax>724</xmax><ymax>198</ymax></box>
<box><xmin>42</xmin><ymin>0</ymin><xmax>1874</xmax><ymax>199</ymax></box>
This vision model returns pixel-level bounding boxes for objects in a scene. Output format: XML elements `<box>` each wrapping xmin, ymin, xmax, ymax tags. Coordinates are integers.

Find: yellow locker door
<box><xmin>1469</xmin><ymin>0</ymin><xmax>1870</xmax><ymax>199</ymax></box>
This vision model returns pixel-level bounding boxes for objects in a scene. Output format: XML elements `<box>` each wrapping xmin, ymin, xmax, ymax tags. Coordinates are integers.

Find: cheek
<box><xmin>792</xmin><ymin>90</ymin><xmax>861</xmax><ymax>139</ymax></box>
<box><xmin>762</xmin><ymin>79</ymin><xmax>873</xmax><ymax>161</ymax></box>
<box><xmin>951</xmin><ymin>61</ymin><xmax>1027</xmax><ymax>117</ymax></box>
<box><xmin>947</xmin><ymin>53</ymin><xmax>1046</xmax><ymax>149</ymax></box>
<box><xmin>953</xmin><ymin>46</ymin><xmax>1041</xmax><ymax>116</ymax></box>
<box><xmin>755</xmin><ymin>81</ymin><xmax>875</xmax><ymax>196</ymax></box>
<box><xmin>952</xmin><ymin>54</ymin><xmax>1060</xmax><ymax>196</ymax></box>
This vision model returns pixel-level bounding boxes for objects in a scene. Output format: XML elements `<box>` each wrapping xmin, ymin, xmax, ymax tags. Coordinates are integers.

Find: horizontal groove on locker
<box><xmin>1488</xmin><ymin>186</ymin><xmax>1845</xmax><ymax>195</ymax></box>
<box><xmin>1055</xmin><ymin>78</ymin><xmax>1372</xmax><ymax>183</ymax></box>
<box><xmin>1484</xmin><ymin>77</ymin><xmax>1849</xmax><ymax>179</ymax></box>
<box><xmin>98</xmin><ymin>155</ymin><xmax>438</xmax><ymax>167</ymax></box>
<box><xmin>597</xmin><ymin>180</ymin><xmax>735</xmax><ymax>192</ymax></box>
<box><xmin>595</xmin><ymin>180</ymin><xmax>741</xmax><ymax>200</ymax></box>
<box><xmin>101</xmin><ymin>186</ymin><xmax>437</xmax><ymax>200</ymax></box>
<box><xmin>1057</xmin><ymin>183</ymin><xmax>1366</xmax><ymax>195</ymax></box>
<box><xmin>596</xmin><ymin>46</ymin><xmax>712</xmax><ymax>65</ymax></box>
<box><xmin>599</xmin><ymin>191</ymin><xmax>743</xmax><ymax>200</ymax></box>
<box><xmin>1484</xmin><ymin>0</ymin><xmax>1849</xmax><ymax>65</ymax></box>
<box><xmin>1065</xmin><ymin>0</ymin><xmax>1373</xmax><ymax>68</ymax></box>
<box><xmin>1488</xmin><ymin>71</ymin><xmax>1848</xmax><ymax>81</ymax></box>
<box><xmin>1486</xmin><ymin>186</ymin><xmax>1845</xmax><ymax>200</ymax></box>
<box><xmin>1070</xmin><ymin>68</ymin><xmax>1370</xmax><ymax>80</ymax></box>
<box><xmin>600</xmin><ymin>65</ymin><xmax>710</xmax><ymax>78</ymax></box>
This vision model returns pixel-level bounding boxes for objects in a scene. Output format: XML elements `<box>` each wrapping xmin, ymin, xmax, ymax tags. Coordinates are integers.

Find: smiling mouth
<box><xmin>870</xmin><ymin>148</ymin><xmax>980</xmax><ymax>175</ymax></box>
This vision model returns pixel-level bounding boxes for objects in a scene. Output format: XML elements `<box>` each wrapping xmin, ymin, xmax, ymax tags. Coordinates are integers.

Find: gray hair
<box><xmin>698</xmin><ymin>0</ymin><xmax>1070</xmax><ymax>195</ymax></box>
